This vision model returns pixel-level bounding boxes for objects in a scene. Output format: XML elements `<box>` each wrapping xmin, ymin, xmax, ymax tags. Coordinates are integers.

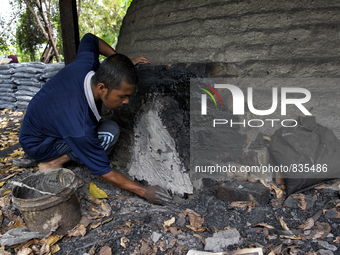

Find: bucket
<box><xmin>12</xmin><ymin>168</ymin><xmax>81</xmax><ymax>235</ymax></box>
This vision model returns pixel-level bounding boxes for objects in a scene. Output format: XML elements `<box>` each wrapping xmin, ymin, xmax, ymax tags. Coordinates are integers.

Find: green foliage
<box><xmin>78</xmin><ymin>0</ymin><xmax>133</xmax><ymax>49</ymax></box>
<box><xmin>2</xmin><ymin>0</ymin><xmax>132</xmax><ymax>62</ymax></box>
<box><xmin>16</xmin><ymin>8</ymin><xmax>46</xmax><ymax>61</ymax></box>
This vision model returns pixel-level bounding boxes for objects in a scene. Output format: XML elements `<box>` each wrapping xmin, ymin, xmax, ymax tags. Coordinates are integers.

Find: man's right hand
<box><xmin>144</xmin><ymin>185</ymin><xmax>172</xmax><ymax>205</ymax></box>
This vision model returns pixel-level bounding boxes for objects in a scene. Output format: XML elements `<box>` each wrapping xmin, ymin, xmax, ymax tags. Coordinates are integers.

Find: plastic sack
<box><xmin>12</xmin><ymin>72</ymin><xmax>39</xmax><ymax>79</ymax></box>
<box><xmin>0</xmin><ymin>78</ymin><xmax>14</xmax><ymax>84</ymax></box>
<box><xmin>269</xmin><ymin>116</ymin><xmax>340</xmax><ymax>195</ymax></box>
<box><xmin>1</xmin><ymin>83</ymin><xmax>17</xmax><ymax>89</ymax></box>
<box><xmin>39</xmin><ymin>70</ymin><xmax>59</xmax><ymax>79</ymax></box>
<box><xmin>13</xmin><ymin>78</ymin><xmax>44</xmax><ymax>87</ymax></box>
<box><xmin>15</xmin><ymin>101</ymin><xmax>30</xmax><ymax>108</ymax></box>
<box><xmin>0</xmin><ymin>103</ymin><xmax>16</xmax><ymax>110</ymax></box>
<box><xmin>0</xmin><ymin>87</ymin><xmax>16</xmax><ymax>93</ymax></box>
<box><xmin>14</xmin><ymin>66</ymin><xmax>42</xmax><ymax>74</ymax></box>
<box><xmin>16</xmin><ymin>95</ymin><xmax>33</xmax><ymax>102</ymax></box>
<box><xmin>15</xmin><ymin>90</ymin><xmax>36</xmax><ymax>97</ymax></box>
<box><xmin>17</xmin><ymin>85</ymin><xmax>40</xmax><ymax>93</ymax></box>
<box><xmin>44</xmin><ymin>63</ymin><xmax>64</xmax><ymax>73</ymax></box>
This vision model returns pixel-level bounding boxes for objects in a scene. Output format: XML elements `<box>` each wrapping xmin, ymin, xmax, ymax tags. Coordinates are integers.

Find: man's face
<box><xmin>102</xmin><ymin>81</ymin><xmax>136</xmax><ymax>110</ymax></box>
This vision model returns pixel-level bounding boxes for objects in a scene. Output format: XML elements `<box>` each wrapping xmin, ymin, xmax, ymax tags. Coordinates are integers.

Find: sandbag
<box><xmin>15</xmin><ymin>90</ymin><xmax>36</xmax><ymax>97</ymax></box>
<box><xmin>44</xmin><ymin>63</ymin><xmax>64</xmax><ymax>73</ymax></box>
<box><xmin>39</xmin><ymin>70</ymin><xmax>59</xmax><ymax>79</ymax></box>
<box><xmin>1</xmin><ymin>84</ymin><xmax>17</xmax><ymax>89</ymax></box>
<box><xmin>13</xmin><ymin>78</ymin><xmax>44</xmax><ymax>87</ymax></box>
<box><xmin>15</xmin><ymin>101</ymin><xmax>30</xmax><ymax>108</ymax></box>
<box><xmin>0</xmin><ymin>79</ymin><xmax>14</xmax><ymax>84</ymax></box>
<box><xmin>12</xmin><ymin>72</ymin><xmax>38</xmax><ymax>79</ymax></box>
<box><xmin>0</xmin><ymin>69</ymin><xmax>14</xmax><ymax>75</ymax></box>
<box><xmin>0</xmin><ymin>65</ymin><xmax>10</xmax><ymax>70</ymax></box>
<box><xmin>269</xmin><ymin>116</ymin><xmax>340</xmax><ymax>195</ymax></box>
<box><xmin>0</xmin><ymin>87</ymin><xmax>16</xmax><ymax>93</ymax></box>
<box><xmin>14</xmin><ymin>67</ymin><xmax>42</xmax><ymax>74</ymax></box>
<box><xmin>17</xmin><ymin>85</ymin><xmax>40</xmax><ymax>93</ymax></box>
<box><xmin>0</xmin><ymin>104</ymin><xmax>16</xmax><ymax>110</ymax></box>
<box><xmin>16</xmin><ymin>95</ymin><xmax>33</xmax><ymax>102</ymax></box>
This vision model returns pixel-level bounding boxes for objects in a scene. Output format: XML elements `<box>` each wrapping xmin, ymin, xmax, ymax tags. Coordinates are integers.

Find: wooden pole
<box><xmin>59</xmin><ymin>0</ymin><xmax>80</xmax><ymax>65</ymax></box>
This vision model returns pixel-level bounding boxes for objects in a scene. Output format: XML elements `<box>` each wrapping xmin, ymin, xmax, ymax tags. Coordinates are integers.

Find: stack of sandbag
<box><xmin>0</xmin><ymin>65</ymin><xmax>16</xmax><ymax>110</ymax></box>
<box><xmin>13</xmin><ymin>62</ymin><xmax>45</xmax><ymax>112</ymax></box>
<box><xmin>37</xmin><ymin>62</ymin><xmax>64</xmax><ymax>83</ymax></box>
<box><xmin>0</xmin><ymin>62</ymin><xmax>65</xmax><ymax>112</ymax></box>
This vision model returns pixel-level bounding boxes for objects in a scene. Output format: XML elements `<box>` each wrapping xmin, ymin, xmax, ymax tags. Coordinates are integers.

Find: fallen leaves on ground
<box><xmin>163</xmin><ymin>217</ymin><xmax>175</xmax><ymax>228</ymax></box>
<box><xmin>99</xmin><ymin>245</ymin><xmax>112</xmax><ymax>255</ymax></box>
<box><xmin>120</xmin><ymin>237</ymin><xmax>129</xmax><ymax>249</ymax></box>
<box><xmin>230</xmin><ymin>200</ymin><xmax>258</xmax><ymax>212</ymax></box>
<box><xmin>260</xmin><ymin>180</ymin><xmax>283</xmax><ymax>199</ymax></box>
<box><xmin>291</xmin><ymin>193</ymin><xmax>307</xmax><ymax>210</ymax></box>
<box><xmin>67</xmin><ymin>224</ymin><xmax>87</xmax><ymax>237</ymax></box>
<box><xmin>276</xmin><ymin>216</ymin><xmax>290</xmax><ymax>231</ymax></box>
<box><xmin>89</xmin><ymin>182</ymin><xmax>108</xmax><ymax>199</ymax></box>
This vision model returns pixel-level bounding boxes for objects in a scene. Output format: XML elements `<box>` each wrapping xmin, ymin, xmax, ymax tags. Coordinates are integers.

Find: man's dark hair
<box><xmin>92</xmin><ymin>53</ymin><xmax>138</xmax><ymax>92</ymax></box>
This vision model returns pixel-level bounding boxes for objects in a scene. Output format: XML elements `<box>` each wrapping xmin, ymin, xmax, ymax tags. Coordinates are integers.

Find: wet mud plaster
<box><xmin>128</xmin><ymin>98</ymin><xmax>193</xmax><ymax>195</ymax></box>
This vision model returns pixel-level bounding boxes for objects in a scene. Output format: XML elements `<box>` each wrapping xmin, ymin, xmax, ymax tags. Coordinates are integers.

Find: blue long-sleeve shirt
<box><xmin>19</xmin><ymin>33</ymin><xmax>112</xmax><ymax>176</ymax></box>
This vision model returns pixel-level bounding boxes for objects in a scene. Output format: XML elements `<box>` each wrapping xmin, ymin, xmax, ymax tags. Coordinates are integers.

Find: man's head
<box><xmin>92</xmin><ymin>54</ymin><xmax>138</xmax><ymax>110</ymax></box>
<box><xmin>92</xmin><ymin>53</ymin><xmax>138</xmax><ymax>92</ymax></box>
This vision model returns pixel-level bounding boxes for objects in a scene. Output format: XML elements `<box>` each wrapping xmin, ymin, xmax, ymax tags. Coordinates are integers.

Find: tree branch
<box><xmin>23</xmin><ymin>0</ymin><xmax>49</xmax><ymax>41</ymax></box>
<box><xmin>33</xmin><ymin>0</ymin><xmax>61</xmax><ymax>62</ymax></box>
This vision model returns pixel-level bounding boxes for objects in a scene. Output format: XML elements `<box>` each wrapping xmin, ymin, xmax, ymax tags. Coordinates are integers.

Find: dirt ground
<box><xmin>1</xmin><ymin>110</ymin><xmax>340</xmax><ymax>255</ymax></box>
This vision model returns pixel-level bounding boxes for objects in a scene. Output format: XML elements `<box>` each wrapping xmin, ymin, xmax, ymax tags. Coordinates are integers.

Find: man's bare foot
<box><xmin>39</xmin><ymin>154</ymin><xmax>72</xmax><ymax>171</ymax></box>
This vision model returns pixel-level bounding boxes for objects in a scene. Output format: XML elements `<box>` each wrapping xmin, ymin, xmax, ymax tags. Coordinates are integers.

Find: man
<box><xmin>18</xmin><ymin>33</ymin><xmax>172</xmax><ymax>205</ymax></box>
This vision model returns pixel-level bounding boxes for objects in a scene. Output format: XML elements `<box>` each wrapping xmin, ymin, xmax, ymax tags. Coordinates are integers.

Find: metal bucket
<box><xmin>12</xmin><ymin>168</ymin><xmax>81</xmax><ymax>235</ymax></box>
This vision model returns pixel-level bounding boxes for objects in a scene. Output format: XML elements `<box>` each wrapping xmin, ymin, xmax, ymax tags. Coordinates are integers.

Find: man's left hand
<box><xmin>131</xmin><ymin>56</ymin><xmax>151</xmax><ymax>65</ymax></box>
<box><xmin>144</xmin><ymin>185</ymin><xmax>172</xmax><ymax>205</ymax></box>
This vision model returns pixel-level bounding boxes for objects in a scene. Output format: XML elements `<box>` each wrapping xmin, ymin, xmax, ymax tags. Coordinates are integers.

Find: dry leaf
<box><xmin>260</xmin><ymin>180</ymin><xmax>283</xmax><ymax>199</ymax></box>
<box><xmin>193</xmin><ymin>233</ymin><xmax>205</xmax><ymax>244</ymax></box>
<box><xmin>50</xmin><ymin>245</ymin><xmax>60</xmax><ymax>254</ymax></box>
<box><xmin>17</xmin><ymin>248</ymin><xmax>32</xmax><ymax>255</ymax></box>
<box><xmin>0</xmin><ymin>182</ymin><xmax>5</xmax><ymax>188</ymax></box>
<box><xmin>298</xmin><ymin>218</ymin><xmax>314</xmax><ymax>230</ymax></box>
<box><xmin>126</xmin><ymin>221</ymin><xmax>132</xmax><ymax>227</ymax></box>
<box><xmin>89</xmin><ymin>182</ymin><xmax>108</xmax><ymax>199</ymax></box>
<box><xmin>178</xmin><ymin>208</ymin><xmax>201</xmax><ymax>218</ymax></box>
<box><xmin>277</xmin><ymin>216</ymin><xmax>289</xmax><ymax>231</ymax></box>
<box><xmin>268</xmin><ymin>252</ymin><xmax>276</xmax><ymax>255</ymax></box>
<box><xmin>39</xmin><ymin>243</ymin><xmax>50</xmax><ymax>255</ymax></box>
<box><xmin>0</xmin><ymin>210</ymin><xmax>3</xmax><ymax>227</ymax></box>
<box><xmin>14</xmin><ymin>220</ymin><xmax>25</xmax><ymax>227</ymax></box>
<box><xmin>308</xmin><ymin>222</ymin><xmax>331</xmax><ymax>240</ymax></box>
<box><xmin>0</xmin><ymin>196</ymin><xmax>11</xmax><ymax>207</ymax></box>
<box><xmin>263</xmin><ymin>228</ymin><xmax>269</xmax><ymax>236</ymax></box>
<box><xmin>87</xmin><ymin>193</ymin><xmax>102</xmax><ymax>205</ymax></box>
<box><xmin>88</xmin><ymin>245</ymin><xmax>97</xmax><ymax>255</ymax></box>
<box><xmin>279</xmin><ymin>235</ymin><xmax>302</xmax><ymax>240</ymax></box>
<box><xmin>163</xmin><ymin>217</ymin><xmax>175</xmax><ymax>227</ymax></box>
<box><xmin>333</xmin><ymin>236</ymin><xmax>340</xmax><ymax>244</ymax></box>
<box><xmin>67</xmin><ymin>224</ymin><xmax>87</xmax><ymax>237</ymax></box>
<box><xmin>45</xmin><ymin>234</ymin><xmax>63</xmax><ymax>246</ymax></box>
<box><xmin>169</xmin><ymin>226</ymin><xmax>182</xmax><ymax>235</ymax></box>
<box><xmin>186</xmin><ymin>225</ymin><xmax>207</xmax><ymax>232</ymax></box>
<box><xmin>291</xmin><ymin>194</ymin><xmax>307</xmax><ymax>210</ymax></box>
<box><xmin>99</xmin><ymin>245</ymin><xmax>112</xmax><ymax>255</ymax></box>
<box><xmin>1</xmin><ymin>189</ymin><xmax>11</xmax><ymax>197</ymax></box>
<box><xmin>0</xmin><ymin>250</ymin><xmax>11</xmax><ymax>255</ymax></box>
<box><xmin>253</xmin><ymin>223</ymin><xmax>275</xmax><ymax>229</ymax></box>
<box><xmin>120</xmin><ymin>237</ymin><xmax>129</xmax><ymax>248</ymax></box>
<box><xmin>230</xmin><ymin>200</ymin><xmax>257</xmax><ymax>211</ymax></box>
<box><xmin>188</xmin><ymin>213</ymin><xmax>204</xmax><ymax>229</ymax></box>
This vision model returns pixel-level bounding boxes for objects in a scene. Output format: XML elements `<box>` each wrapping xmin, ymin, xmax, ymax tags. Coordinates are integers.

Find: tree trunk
<box><xmin>23</xmin><ymin>0</ymin><xmax>61</xmax><ymax>62</ymax></box>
